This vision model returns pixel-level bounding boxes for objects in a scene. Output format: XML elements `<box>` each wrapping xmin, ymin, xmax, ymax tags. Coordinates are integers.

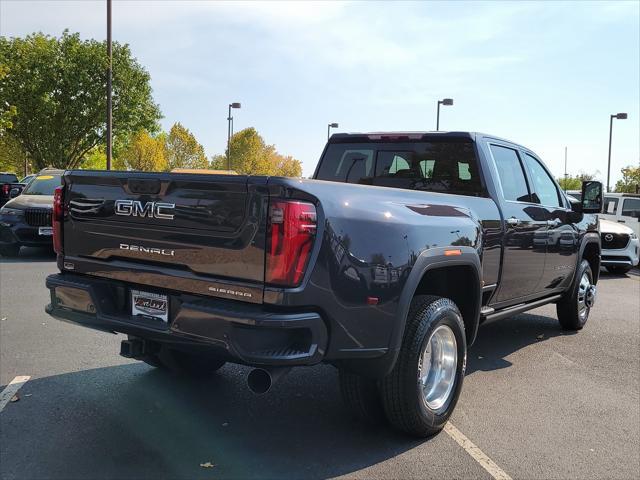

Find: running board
<box><xmin>483</xmin><ymin>294</ymin><xmax>563</xmax><ymax>323</ymax></box>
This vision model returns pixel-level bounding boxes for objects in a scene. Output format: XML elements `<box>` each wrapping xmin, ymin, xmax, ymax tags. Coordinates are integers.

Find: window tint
<box><xmin>523</xmin><ymin>154</ymin><xmax>561</xmax><ymax>207</ymax></box>
<box><xmin>316</xmin><ymin>141</ymin><xmax>484</xmax><ymax>196</ymax></box>
<box><xmin>622</xmin><ymin>198</ymin><xmax>640</xmax><ymax>219</ymax></box>
<box><xmin>489</xmin><ymin>145</ymin><xmax>530</xmax><ymax>202</ymax></box>
<box><xmin>315</xmin><ymin>147</ymin><xmax>375</xmax><ymax>184</ymax></box>
<box><xmin>604</xmin><ymin>197</ymin><xmax>619</xmax><ymax>214</ymax></box>
<box><xmin>0</xmin><ymin>174</ymin><xmax>18</xmax><ymax>183</ymax></box>
<box><xmin>23</xmin><ymin>174</ymin><xmax>61</xmax><ymax>195</ymax></box>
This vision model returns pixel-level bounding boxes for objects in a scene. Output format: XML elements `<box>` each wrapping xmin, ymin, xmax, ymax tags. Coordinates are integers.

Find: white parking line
<box><xmin>0</xmin><ymin>376</ymin><xmax>31</xmax><ymax>412</ymax></box>
<box><xmin>445</xmin><ymin>422</ymin><xmax>513</xmax><ymax>480</ymax></box>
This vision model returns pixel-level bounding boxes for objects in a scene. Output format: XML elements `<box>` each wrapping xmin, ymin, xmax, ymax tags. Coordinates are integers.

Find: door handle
<box><xmin>618</xmin><ymin>220</ymin><xmax>626</xmax><ymax>223</ymax></box>
<box><xmin>506</xmin><ymin>217</ymin><xmax>519</xmax><ymax>226</ymax></box>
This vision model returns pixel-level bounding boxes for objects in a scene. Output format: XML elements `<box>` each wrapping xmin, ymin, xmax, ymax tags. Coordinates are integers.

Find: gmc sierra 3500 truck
<box><xmin>44</xmin><ymin>132</ymin><xmax>603</xmax><ymax>437</ymax></box>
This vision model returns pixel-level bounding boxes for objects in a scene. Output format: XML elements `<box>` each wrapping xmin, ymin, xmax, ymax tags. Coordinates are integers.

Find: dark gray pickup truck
<box><xmin>45</xmin><ymin>131</ymin><xmax>603</xmax><ymax>437</ymax></box>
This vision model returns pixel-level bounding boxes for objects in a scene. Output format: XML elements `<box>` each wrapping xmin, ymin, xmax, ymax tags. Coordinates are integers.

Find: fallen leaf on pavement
<box><xmin>10</xmin><ymin>394</ymin><xmax>19</xmax><ymax>403</ymax></box>
<box><xmin>536</xmin><ymin>334</ymin><xmax>544</xmax><ymax>340</ymax></box>
<box><xmin>200</xmin><ymin>462</ymin><xmax>215</xmax><ymax>468</ymax></box>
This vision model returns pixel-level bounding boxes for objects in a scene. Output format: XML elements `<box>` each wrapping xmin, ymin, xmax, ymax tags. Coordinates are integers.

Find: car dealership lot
<box><xmin>1</xmin><ymin>249</ymin><xmax>639</xmax><ymax>480</ymax></box>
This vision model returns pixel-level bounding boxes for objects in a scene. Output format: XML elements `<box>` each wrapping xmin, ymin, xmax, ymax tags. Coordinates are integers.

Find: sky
<box><xmin>1</xmin><ymin>0</ymin><xmax>638</xmax><ymax>181</ymax></box>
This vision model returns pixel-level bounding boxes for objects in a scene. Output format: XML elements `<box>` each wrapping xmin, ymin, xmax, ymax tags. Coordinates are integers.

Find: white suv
<box><xmin>569</xmin><ymin>191</ymin><xmax>640</xmax><ymax>237</ymax></box>
<box><xmin>599</xmin><ymin>219</ymin><xmax>639</xmax><ymax>274</ymax></box>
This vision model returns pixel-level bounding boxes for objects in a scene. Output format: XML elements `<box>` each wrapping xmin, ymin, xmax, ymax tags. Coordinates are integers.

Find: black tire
<box><xmin>0</xmin><ymin>244</ymin><xmax>20</xmax><ymax>257</ymax></box>
<box><xmin>380</xmin><ymin>295</ymin><xmax>466</xmax><ymax>437</ymax></box>
<box><xmin>339</xmin><ymin>369</ymin><xmax>385</xmax><ymax>425</ymax></box>
<box><xmin>146</xmin><ymin>347</ymin><xmax>225</xmax><ymax>377</ymax></box>
<box><xmin>606</xmin><ymin>265</ymin><xmax>631</xmax><ymax>275</ymax></box>
<box><xmin>556</xmin><ymin>259</ymin><xmax>594</xmax><ymax>330</ymax></box>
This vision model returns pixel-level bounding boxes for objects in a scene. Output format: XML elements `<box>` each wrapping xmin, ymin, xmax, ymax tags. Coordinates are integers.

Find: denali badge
<box><xmin>114</xmin><ymin>199</ymin><xmax>175</xmax><ymax>219</ymax></box>
<box><xmin>120</xmin><ymin>243</ymin><xmax>175</xmax><ymax>256</ymax></box>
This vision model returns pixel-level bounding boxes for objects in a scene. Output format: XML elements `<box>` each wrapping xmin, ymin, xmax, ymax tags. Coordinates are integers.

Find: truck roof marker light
<box><xmin>444</xmin><ymin>249</ymin><xmax>462</xmax><ymax>256</ymax></box>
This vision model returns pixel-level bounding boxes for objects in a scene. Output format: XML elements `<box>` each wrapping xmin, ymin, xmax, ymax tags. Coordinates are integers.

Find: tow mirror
<box><xmin>580</xmin><ymin>181</ymin><xmax>603</xmax><ymax>214</ymax></box>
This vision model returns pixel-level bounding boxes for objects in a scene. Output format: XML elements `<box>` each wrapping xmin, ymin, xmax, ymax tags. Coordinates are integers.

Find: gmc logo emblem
<box><xmin>114</xmin><ymin>200</ymin><xmax>175</xmax><ymax>220</ymax></box>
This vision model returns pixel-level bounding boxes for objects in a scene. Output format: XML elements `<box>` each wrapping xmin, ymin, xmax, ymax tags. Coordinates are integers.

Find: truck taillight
<box><xmin>2</xmin><ymin>184</ymin><xmax>9</xmax><ymax>195</ymax></box>
<box><xmin>53</xmin><ymin>185</ymin><xmax>64</xmax><ymax>255</ymax></box>
<box><xmin>266</xmin><ymin>200</ymin><xmax>317</xmax><ymax>287</ymax></box>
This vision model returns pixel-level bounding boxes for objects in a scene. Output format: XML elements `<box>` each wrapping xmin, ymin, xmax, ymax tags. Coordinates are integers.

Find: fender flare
<box><xmin>387</xmin><ymin>246</ymin><xmax>482</xmax><ymax>372</ymax></box>
<box><xmin>575</xmin><ymin>232</ymin><xmax>601</xmax><ymax>284</ymax></box>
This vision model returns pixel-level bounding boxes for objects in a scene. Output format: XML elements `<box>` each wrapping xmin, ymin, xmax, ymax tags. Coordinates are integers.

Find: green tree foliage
<box><xmin>614</xmin><ymin>166</ymin><xmax>640</xmax><ymax>193</ymax></box>
<box><xmin>557</xmin><ymin>172</ymin><xmax>597</xmax><ymax>191</ymax></box>
<box><xmin>212</xmin><ymin>127</ymin><xmax>303</xmax><ymax>177</ymax></box>
<box><xmin>0</xmin><ymin>135</ymin><xmax>30</xmax><ymax>175</ymax></box>
<box><xmin>114</xmin><ymin>130</ymin><xmax>167</xmax><ymax>172</ymax></box>
<box><xmin>0</xmin><ymin>31</ymin><xmax>162</xmax><ymax>170</ymax></box>
<box><xmin>0</xmin><ymin>65</ymin><xmax>17</xmax><ymax>135</ymax></box>
<box><xmin>164</xmin><ymin>122</ymin><xmax>208</xmax><ymax>170</ymax></box>
<box><xmin>80</xmin><ymin>146</ymin><xmax>107</xmax><ymax>170</ymax></box>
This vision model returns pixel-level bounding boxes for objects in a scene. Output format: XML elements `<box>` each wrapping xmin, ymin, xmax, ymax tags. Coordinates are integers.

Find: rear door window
<box><xmin>489</xmin><ymin>145</ymin><xmax>531</xmax><ymax>202</ymax></box>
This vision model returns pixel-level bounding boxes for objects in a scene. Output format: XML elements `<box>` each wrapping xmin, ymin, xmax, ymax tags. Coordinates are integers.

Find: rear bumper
<box><xmin>45</xmin><ymin>273</ymin><xmax>327</xmax><ymax>367</ymax></box>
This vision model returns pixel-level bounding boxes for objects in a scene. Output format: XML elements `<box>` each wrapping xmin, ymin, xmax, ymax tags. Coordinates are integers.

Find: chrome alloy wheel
<box><xmin>417</xmin><ymin>324</ymin><xmax>458</xmax><ymax>411</ymax></box>
<box><xmin>577</xmin><ymin>272</ymin><xmax>596</xmax><ymax>320</ymax></box>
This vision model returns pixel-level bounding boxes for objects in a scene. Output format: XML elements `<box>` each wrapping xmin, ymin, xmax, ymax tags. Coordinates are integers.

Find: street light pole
<box><xmin>564</xmin><ymin>146</ymin><xmax>568</xmax><ymax>192</ymax></box>
<box><xmin>227</xmin><ymin>102</ymin><xmax>241</xmax><ymax>170</ymax></box>
<box><xmin>106</xmin><ymin>0</ymin><xmax>112</xmax><ymax>170</ymax></box>
<box><xmin>436</xmin><ymin>98</ymin><xmax>453</xmax><ymax>131</ymax></box>
<box><xmin>327</xmin><ymin>122</ymin><xmax>339</xmax><ymax>140</ymax></box>
<box><xmin>607</xmin><ymin>112</ymin><xmax>628</xmax><ymax>193</ymax></box>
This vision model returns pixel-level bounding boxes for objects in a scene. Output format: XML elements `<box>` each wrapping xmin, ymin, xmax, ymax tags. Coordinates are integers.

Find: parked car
<box><xmin>569</xmin><ymin>190</ymin><xmax>640</xmax><ymax>237</ymax></box>
<box><xmin>599</xmin><ymin>218</ymin><xmax>639</xmax><ymax>274</ymax></box>
<box><xmin>0</xmin><ymin>169</ymin><xmax>64</xmax><ymax>256</ymax></box>
<box><xmin>44</xmin><ymin>132</ymin><xmax>603</xmax><ymax>437</ymax></box>
<box><xmin>0</xmin><ymin>172</ymin><xmax>22</xmax><ymax>207</ymax></box>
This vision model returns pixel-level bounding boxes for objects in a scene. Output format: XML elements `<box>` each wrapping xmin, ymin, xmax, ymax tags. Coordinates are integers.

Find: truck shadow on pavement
<box><xmin>467</xmin><ymin>312</ymin><xmax>568</xmax><ymax>374</ymax></box>
<box><xmin>0</xmin><ymin>247</ymin><xmax>55</xmax><ymax>263</ymax></box>
<box><xmin>1</xmin><ymin>311</ymin><xmax>567</xmax><ymax>480</ymax></box>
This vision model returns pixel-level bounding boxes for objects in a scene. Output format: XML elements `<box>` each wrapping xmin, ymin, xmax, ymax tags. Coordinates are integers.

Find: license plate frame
<box><xmin>131</xmin><ymin>289</ymin><xmax>169</xmax><ymax>323</ymax></box>
<box><xmin>38</xmin><ymin>226</ymin><xmax>53</xmax><ymax>236</ymax></box>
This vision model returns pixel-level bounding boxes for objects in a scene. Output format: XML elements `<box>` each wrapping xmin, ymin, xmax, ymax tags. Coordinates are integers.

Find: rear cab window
<box><xmin>0</xmin><ymin>174</ymin><xmax>19</xmax><ymax>183</ymax></box>
<box><xmin>315</xmin><ymin>139</ymin><xmax>485</xmax><ymax>196</ymax></box>
<box><xmin>621</xmin><ymin>198</ymin><xmax>640</xmax><ymax>219</ymax></box>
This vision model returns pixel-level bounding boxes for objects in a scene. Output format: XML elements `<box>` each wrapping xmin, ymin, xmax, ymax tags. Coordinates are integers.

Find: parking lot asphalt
<box><xmin>1</xmin><ymin>248</ymin><xmax>639</xmax><ymax>480</ymax></box>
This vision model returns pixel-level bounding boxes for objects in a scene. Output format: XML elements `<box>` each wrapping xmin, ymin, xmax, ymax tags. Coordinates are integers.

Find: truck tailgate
<box><xmin>62</xmin><ymin>171</ymin><xmax>269</xmax><ymax>303</ymax></box>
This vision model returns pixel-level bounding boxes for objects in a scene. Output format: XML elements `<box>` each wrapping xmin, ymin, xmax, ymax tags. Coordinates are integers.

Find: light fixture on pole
<box><xmin>227</xmin><ymin>102</ymin><xmax>241</xmax><ymax>170</ymax></box>
<box><xmin>436</xmin><ymin>98</ymin><xmax>453</xmax><ymax>131</ymax></box>
<box><xmin>607</xmin><ymin>112</ymin><xmax>627</xmax><ymax>192</ymax></box>
<box><xmin>106</xmin><ymin>0</ymin><xmax>112</xmax><ymax>170</ymax></box>
<box><xmin>327</xmin><ymin>122</ymin><xmax>339</xmax><ymax>140</ymax></box>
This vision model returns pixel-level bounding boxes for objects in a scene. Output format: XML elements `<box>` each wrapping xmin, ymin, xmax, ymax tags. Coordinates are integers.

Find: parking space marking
<box><xmin>445</xmin><ymin>422</ymin><xmax>512</xmax><ymax>480</ymax></box>
<box><xmin>0</xmin><ymin>376</ymin><xmax>31</xmax><ymax>412</ymax></box>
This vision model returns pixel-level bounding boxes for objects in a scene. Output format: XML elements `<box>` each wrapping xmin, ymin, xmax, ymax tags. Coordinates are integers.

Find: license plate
<box><xmin>131</xmin><ymin>290</ymin><xmax>168</xmax><ymax>322</ymax></box>
<box><xmin>38</xmin><ymin>226</ymin><xmax>53</xmax><ymax>236</ymax></box>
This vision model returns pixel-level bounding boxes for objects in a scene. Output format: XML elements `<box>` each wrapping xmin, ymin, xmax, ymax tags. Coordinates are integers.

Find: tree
<box><xmin>0</xmin><ymin>135</ymin><xmax>30</xmax><ymax>175</ymax></box>
<box><xmin>0</xmin><ymin>65</ymin><xmax>17</xmax><ymax>135</ymax></box>
<box><xmin>614</xmin><ymin>166</ymin><xmax>640</xmax><ymax>193</ymax></box>
<box><xmin>80</xmin><ymin>146</ymin><xmax>107</xmax><ymax>170</ymax></box>
<box><xmin>557</xmin><ymin>172</ymin><xmax>598</xmax><ymax>191</ymax></box>
<box><xmin>164</xmin><ymin>122</ymin><xmax>208</xmax><ymax>170</ymax></box>
<box><xmin>0</xmin><ymin>31</ymin><xmax>162</xmax><ymax>170</ymax></box>
<box><xmin>212</xmin><ymin>127</ymin><xmax>303</xmax><ymax>177</ymax></box>
<box><xmin>114</xmin><ymin>130</ymin><xmax>166</xmax><ymax>171</ymax></box>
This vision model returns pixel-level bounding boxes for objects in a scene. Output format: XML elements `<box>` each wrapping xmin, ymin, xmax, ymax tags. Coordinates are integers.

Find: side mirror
<box><xmin>9</xmin><ymin>187</ymin><xmax>21</xmax><ymax>198</ymax></box>
<box><xmin>580</xmin><ymin>181</ymin><xmax>603</xmax><ymax>214</ymax></box>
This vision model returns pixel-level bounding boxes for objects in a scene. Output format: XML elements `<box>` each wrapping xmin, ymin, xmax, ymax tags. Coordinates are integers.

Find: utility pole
<box><xmin>563</xmin><ymin>146</ymin><xmax>568</xmax><ymax>192</ymax></box>
<box><xmin>106</xmin><ymin>0</ymin><xmax>112</xmax><ymax>170</ymax></box>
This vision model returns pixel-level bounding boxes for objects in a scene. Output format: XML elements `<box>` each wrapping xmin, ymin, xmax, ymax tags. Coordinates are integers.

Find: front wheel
<box><xmin>380</xmin><ymin>295</ymin><xmax>466</xmax><ymax>437</ymax></box>
<box><xmin>556</xmin><ymin>259</ymin><xmax>595</xmax><ymax>330</ymax></box>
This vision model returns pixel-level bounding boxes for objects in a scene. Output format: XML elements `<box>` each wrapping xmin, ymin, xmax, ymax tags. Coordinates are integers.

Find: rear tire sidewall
<box><xmin>414</xmin><ymin>306</ymin><xmax>466</xmax><ymax>428</ymax></box>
